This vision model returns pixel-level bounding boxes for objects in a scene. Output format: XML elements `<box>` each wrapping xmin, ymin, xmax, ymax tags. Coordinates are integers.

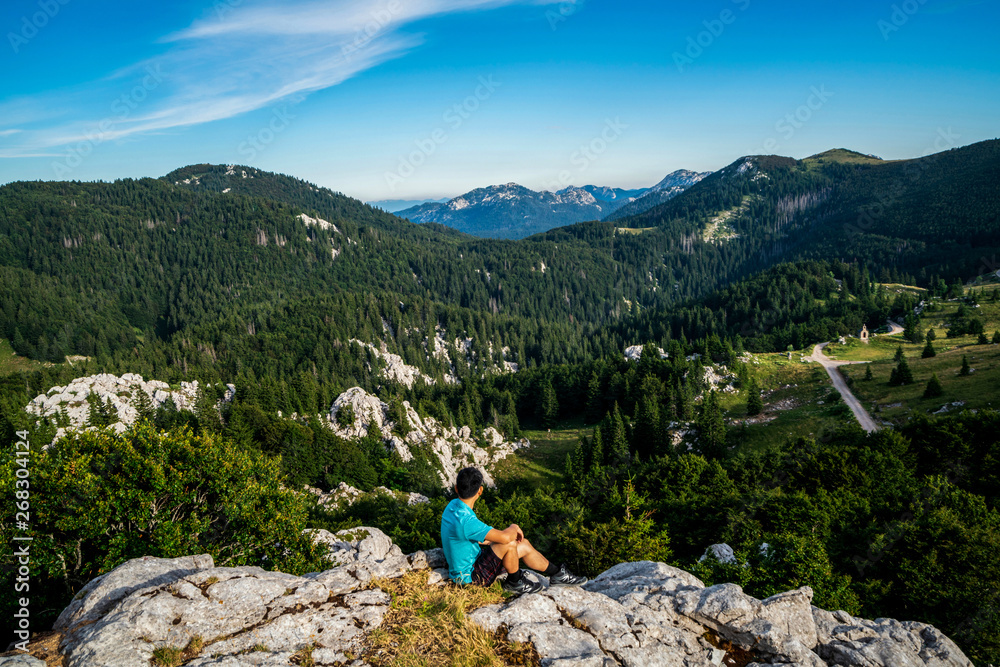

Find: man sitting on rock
<box><xmin>440</xmin><ymin>466</ymin><xmax>587</xmax><ymax>594</ymax></box>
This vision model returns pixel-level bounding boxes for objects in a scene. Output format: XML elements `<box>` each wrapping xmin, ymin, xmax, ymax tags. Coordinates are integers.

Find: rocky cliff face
<box><xmin>1</xmin><ymin>529</ymin><xmax>972</xmax><ymax>667</ymax></box>
<box><xmin>25</xmin><ymin>373</ymin><xmax>234</xmax><ymax>444</ymax></box>
<box><xmin>326</xmin><ymin>386</ymin><xmax>530</xmax><ymax>488</ymax></box>
<box><xmin>24</xmin><ymin>377</ymin><xmax>527</xmax><ymax>489</ymax></box>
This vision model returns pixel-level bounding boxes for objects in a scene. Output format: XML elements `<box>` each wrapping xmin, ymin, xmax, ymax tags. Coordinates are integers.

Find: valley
<box><xmin>2</xmin><ymin>141</ymin><xmax>1000</xmax><ymax>665</ymax></box>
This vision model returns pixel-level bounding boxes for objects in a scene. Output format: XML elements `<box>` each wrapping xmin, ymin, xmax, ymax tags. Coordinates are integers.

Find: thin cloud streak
<box><xmin>0</xmin><ymin>0</ymin><xmax>558</xmax><ymax>158</ymax></box>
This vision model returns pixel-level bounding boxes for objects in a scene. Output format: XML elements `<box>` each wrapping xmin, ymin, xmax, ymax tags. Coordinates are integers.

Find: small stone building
<box><xmin>859</xmin><ymin>324</ymin><xmax>869</xmax><ymax>343</ymax></box>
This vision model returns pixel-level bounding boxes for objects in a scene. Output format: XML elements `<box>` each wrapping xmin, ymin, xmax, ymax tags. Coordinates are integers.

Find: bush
<box><xmin>0</xmin><ymin>422</ymin><xmax>329</xmax><ymax>629</ymax></box>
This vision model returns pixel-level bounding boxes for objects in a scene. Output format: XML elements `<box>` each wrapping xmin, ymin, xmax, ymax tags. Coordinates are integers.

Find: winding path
<box><xmin>805</xmin><ymin>342</ymin><xmax>881</xmax><ymax>433</ymax></box>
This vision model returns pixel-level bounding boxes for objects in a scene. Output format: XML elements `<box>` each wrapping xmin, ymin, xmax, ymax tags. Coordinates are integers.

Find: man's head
<box><xmin>455</xmin><ymin>466</ymin><xmax>484</xmax><ymax>500</ymax></box>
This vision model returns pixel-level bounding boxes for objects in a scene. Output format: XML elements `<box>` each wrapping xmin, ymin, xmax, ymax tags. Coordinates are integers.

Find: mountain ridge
<box><xmin>396</xmin><ymin>170</ymin><xmax>708</xmax><ymax>239</ymax></box>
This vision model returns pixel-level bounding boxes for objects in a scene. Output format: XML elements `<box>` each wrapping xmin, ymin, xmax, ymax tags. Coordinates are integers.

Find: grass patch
<box><xmin>614</xmin><ymin>227</ymin><xmax>655</xmax><ymax>235</ymax></box>
<box><xmin>150</xmin><ymin>636</ymin><xmax>204</xmax><ymax>666</ymax></box>
<box><xmin>847</xmin><ymin>342</ymin><xmax>1000</xmax><ymax>424</ymax></box>
<box><xmin>492</xmin><ymin>417</ymin><xmax>589</xmax><ymax>489</ymax></box>
<box><xmin>0</xmin><ymin>337</ymin><xmax>58</xmax><ymax>375</ymax></box>
<box><xmin>728</xmin><ymin>350</ymin><xmax>860</xmax><ymax>450</ymax></box>
<box><xmin>361</xmin><ymin>570</ymin><xmax>539</xmax><ymax>666</ymax></box>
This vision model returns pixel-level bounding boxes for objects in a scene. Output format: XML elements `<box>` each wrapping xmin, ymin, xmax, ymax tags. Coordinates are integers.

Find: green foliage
<box><xmin>691</xmin><ymin>534</ymin><xmax>861</xmax><ymax>615</ymax></box>
<box><xmin>923</xmin><ymin>374</ymin><xmax>945</xmax><ymax>398</ymax></box>
<box><xmin>889</xmin><ymin>357</ymin><xmax>914</xmax><ymax>385</ymax></box>
<box><xmin>0</xmin><ymin>422</ymin><xmax>329</xmax><ymax>629</ymax></box>
<box><xmin>960</xmin><ymin>355</ymin><xmax>971</xmax><ymax>376</ymax></box>
<box><xmin>558</xmin><ymin>480</ymin><xmax>672</xmax><ymax>576</ymax></box>
<box><xmin>922</xmin><ymin>339</ymin><xmax>937</xmax><ymax>358</ymax></box>
<box><xmin>746</xmin><ymin>378</ymin><xmax>764</xmax><ymax>416</ymax></box>
<box><xmin>696</xmin><ymin>390</ymin><xmax>727</xmax><ymax>458</ymax></box>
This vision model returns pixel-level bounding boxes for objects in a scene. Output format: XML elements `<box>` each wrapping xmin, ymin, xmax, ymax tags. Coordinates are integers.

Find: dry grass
<box><xmin>362</xmin><ymin>570</ymin><xmax>540</xmax><ymax>667</ymax></box>
<box><xmin>0</xmin><ymin>631</ymin><xmax>65</xmax><ymax>666</ymax></box>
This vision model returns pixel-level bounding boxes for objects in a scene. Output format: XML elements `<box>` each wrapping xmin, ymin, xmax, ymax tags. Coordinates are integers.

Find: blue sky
<box><xmin>1</xmin><ymin>0</ymin><xmax>998</xmax><ymax>201</ymax></box>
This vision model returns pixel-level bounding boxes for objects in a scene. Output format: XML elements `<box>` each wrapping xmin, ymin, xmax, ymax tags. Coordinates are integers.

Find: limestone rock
<box><xmin>0</xmin><ymin>656</ymin><xmax>47</xmax><ymax>667</ymax></box>
<box><xmin>625</xmin><ymin>344</ymin><xmax>668</xmax><ymax>361</ymax></box>
<box><xmin>26</xmin><ymin>374</ymin><xmax>235</xmax><ymax>445</ymax></box>
<box><xmin>326</xmin><ymin>386</ymin><xmax>530</xmax><ymax>487</ymax></box>
<box><xmin>305</xmin><ymin>482</ymin><xmax>429</xmax><ymax>510</ymax></box>
<box><xmin>35</xmin><ymin>534</ymin><xmax>977</xmax><ymax>667</ymax></box>
<box><xmin>306</xmin><ymin>526</ymin><xmax>410</xmax><ymax>580</ymax></box>
<box><xmin>699</xmin><ymin>543</ymin><xmax>738</xmax><ymax>565</ymax></box>
<box><xmin>49</xmin><ymin>533</ymin><xmax>409</xmax><ymax>666</ymax></box>
<box><xmin>811</xmin><ymin>607</ymin><xmax>973</xmax><ymax>667</ymax></box>
<box><xmin>54</xmin><ymin>554</ymin><xmax>215</xmax><ymax>633</ymax></box>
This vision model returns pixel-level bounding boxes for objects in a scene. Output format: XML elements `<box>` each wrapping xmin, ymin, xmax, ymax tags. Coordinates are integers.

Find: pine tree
<box><xmin>960</xmin><ymin>355</ymin><xmax>971</xmax><ymax>376</ymax></box>
<box><xmin>978</xmin><ymin>332</ymin><xmax>989</xmax><ymax>345</ymax></box>
<box><xmin>889</xmin><ymin>357</ymin><xmax>914</xmax><ymax>385</ymax></box>
<box><xmin>605</xmin><ymin>403</ymin><xmax>629</xmax><ymax>468</ymax></box>
<box><xmin>130</xmin><ymin>387</ymin><xmax>154</xmax><ymax>422</ymax></box>
<box><xmin>585</xmin><ymin>371</ymin><xmax>603</xmax><ymax>423</ymax></box>
<box><xmin>926</xmin><ymin>327</ymin><xmax>937</xmax><ymax>341</ymax></box>
<box><xmin>588</xmin><ymin>428</ymin><xmax>605</xmax><ymax>472</ymax></box>
<box><xmin>993</xmin><ymin>330</ymin><xmax>1000</xmax><ymax>344</ymax></box>
<box><xmin>696</xmin><ymin>390</ymin><xmax>727</xmax><ymax>459</ymax></box>
<box><xmin>923</xmin><ymin>373</ymin><xmax>944</xmax><ymax>398</ymax></box>
<box><xmin>539</xmin><ymin>377</ymin><xmax>559</xmax><ymax>429</ymax></box>
<box><xmin>746</xmin><ymin>378</ymin><xmax>764</xmax><ymax>416</ymax></box>
<box><xmin>894</xmin><ymin>345</ymin><xmax>904</xmax><ymax>362</ymax></box>
<box><xmin>633</xmin><ymin>393</ymin><xmax>661</xmax><ymax>459</ymax></box>
<box><xmin>903</xmin><ymin>314</ymin><xmax>923</xmax><ymax>343</ymax></box>
<box><xmin>922</xmin><ymin>339</ymin><xmax>936</xmax><ymax>358</ymax></box>
<box><xmin>865</xmin><ymin>364</ymin><xmax>874</xmax><ymax>381</ymax></box>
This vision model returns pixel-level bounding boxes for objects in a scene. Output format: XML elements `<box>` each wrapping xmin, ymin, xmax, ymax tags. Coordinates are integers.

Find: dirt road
<box><xmin>805</xmin><ymin>342</ymin><xmax>881</xmax><ymax>433</ymax></box>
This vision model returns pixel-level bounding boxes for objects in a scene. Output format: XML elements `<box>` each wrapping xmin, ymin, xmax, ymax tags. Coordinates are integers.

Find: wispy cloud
<box><xmin>0</xmin><ymin>0</ymin><xmax>558</xmax><ymax>159</ymax></box>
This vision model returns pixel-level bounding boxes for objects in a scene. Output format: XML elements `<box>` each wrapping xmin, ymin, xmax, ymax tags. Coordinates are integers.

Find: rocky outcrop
<box><xmin>17</xmin><ymin>528</ymin><xmax>443</xmax><ymax>667</ymax></box>
<box><xmin>624</xmin><ymin>344</ymin><xmax>668</xmax><ymax>361</ymax></box>
<box><xmin>327</xmin><ymin>387</ymin><xmax>530</xmax><ymax>488</ymax></box>
<box><xmin>471</xmin><ymin>560</ymin><xmax>974</xmax><ymax>667</ymax></box>
<box><xmin>349</xmin><ymin>339</ymin><xmax>436</xmax><ymax>388</ymax></box>
<box><xmin>305</xmin><ymin>482</ymin><xmax>430</xmax><ymax>510</ymax></box>
<box><xmin>25</xmin><ymin>373</ymin><xmax>235</xmax><ymax>444</ymax></box>
<box><xmin>3</xmin><ymin>535</ymin><xmax>973</xmax><ymax>667</ymax></box>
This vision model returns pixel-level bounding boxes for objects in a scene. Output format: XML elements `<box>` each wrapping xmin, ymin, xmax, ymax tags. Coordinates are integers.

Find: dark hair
<box><xmin>455</xmin><ymin>467</ymin><xmax>484</xmax><ymax>499</ymax></box>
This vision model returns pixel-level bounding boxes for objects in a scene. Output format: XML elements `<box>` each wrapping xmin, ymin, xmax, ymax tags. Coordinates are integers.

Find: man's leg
<box><xmin>513</xmin><ymin>537</ymin><xmax>588</xmax><ymax>586</ymax></box>
<box><xmin>490</xmin><ymin>541</ymin><xmax>520</xmax><ymax>574</ymax></box>
<box><xmin>515</xmin><ymin>538</ymin><xmax>550</xmax><ymax>572</ymax></box>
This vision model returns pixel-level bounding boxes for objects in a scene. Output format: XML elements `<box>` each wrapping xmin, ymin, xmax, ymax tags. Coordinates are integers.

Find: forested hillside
<box><xmin>3</xmin><ymin>142</ymin><xmax>1000</xmax><ymax>663</ymax></box>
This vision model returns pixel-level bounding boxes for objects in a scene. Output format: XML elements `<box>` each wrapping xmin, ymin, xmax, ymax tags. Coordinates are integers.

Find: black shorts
<box><xmin>471</xmin><ymin>543</ymin><xmax>505</xmax><ymax>586</ymax></box>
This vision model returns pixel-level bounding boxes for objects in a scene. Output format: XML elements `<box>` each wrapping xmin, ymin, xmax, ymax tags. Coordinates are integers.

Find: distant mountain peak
<box><xmin>396</xmin><ymin>169</ymin><xmax>707</xmax><ymax>238</ymax></box>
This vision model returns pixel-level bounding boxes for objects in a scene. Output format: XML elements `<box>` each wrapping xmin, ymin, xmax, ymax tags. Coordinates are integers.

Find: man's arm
<box><xmin>483</xmin><ymin>524</ymin><xmax>522</xmax><ymax>545</ymax></box>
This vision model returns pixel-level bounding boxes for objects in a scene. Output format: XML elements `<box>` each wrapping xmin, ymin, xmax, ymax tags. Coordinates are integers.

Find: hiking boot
<box><xmin>548</xmin><ymin>564</ymin><xmax>588</xmax><ymax>587</ymax></box>
<box><xmin>501</xmin><ymin>574</ymin><xmax>544</xmax><ymax>595</ymax></box>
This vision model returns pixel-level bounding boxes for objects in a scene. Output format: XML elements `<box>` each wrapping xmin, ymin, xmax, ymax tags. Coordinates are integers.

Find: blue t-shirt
<box><xmin>440</xmin><ymin>498</ymin><xmax>493</xmax><ymax>583</ymax></box>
